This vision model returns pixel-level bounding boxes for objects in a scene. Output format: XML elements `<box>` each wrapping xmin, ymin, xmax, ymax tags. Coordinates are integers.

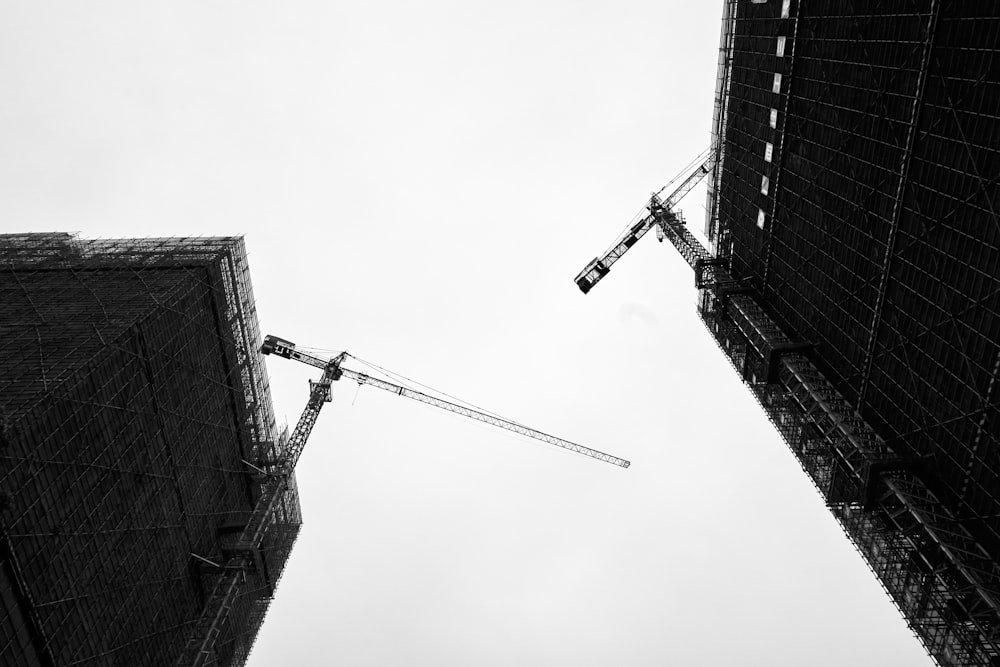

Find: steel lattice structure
<box><xmin>683</xmin><ymin>1</ymin><xmax>1000</xmax><ymax>664</ymax></box>
<box><xmin>0</xmin><ymin>234</ymin><xmax>298</xmax><ymax>666</ymax></box>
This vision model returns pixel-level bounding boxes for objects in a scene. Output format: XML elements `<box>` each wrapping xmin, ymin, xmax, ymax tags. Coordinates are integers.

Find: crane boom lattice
<box><xmin>574</xmin><ymin>154</ymin><xmax>712</xmax><ymax>294</ymax></box>
<box><xmin>177</xmin><ymin>335</ymin><xmax>629</xmax><ymax>665</ymax></box>
<box><xmin>262</xmin><ymin>337</ymin><xmax>630</xmax><ymax>468</ymax></box>
<box><xmin>579</xmin><ymin>144</ymin><xmax>1000</xmax><ymax>662</ymax></box>
<box><xmin>340</xmin><ymin>367</ymin><xmax>630</xmax><ymax>468</ymax></box>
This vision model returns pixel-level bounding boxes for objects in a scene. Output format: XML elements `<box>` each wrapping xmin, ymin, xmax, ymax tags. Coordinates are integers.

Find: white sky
<box><xmin>1</xmin><ymin>1</ymin><xmax>933</xmax><ymax>665</ymax></box>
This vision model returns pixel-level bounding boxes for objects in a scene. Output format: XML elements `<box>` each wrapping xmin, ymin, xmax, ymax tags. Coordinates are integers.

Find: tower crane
<box><xmin>177</xmin><ymin>336</ymin><xmax>628</xmax><ymax>666</ymax></box>
<box><xmin>261</xmin><ymin>337</ymin><xmax>630</xmax><ymax>469</ymax></box>
<box><xmin>574</xmin><ymin>153</ymin><xmax>713</xmax><ymax>294</ymax></box>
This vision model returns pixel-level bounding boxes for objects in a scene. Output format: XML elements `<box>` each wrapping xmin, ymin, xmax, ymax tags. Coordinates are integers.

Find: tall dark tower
<box><xmin>0</xmin><ymin>234</ymin><xmax>300</xmax><ymax>666</ymax></box>
<box><xmin>673</xmin><ymin>1</ymin><xmax>999</xmax><ymax>664</ymax></box>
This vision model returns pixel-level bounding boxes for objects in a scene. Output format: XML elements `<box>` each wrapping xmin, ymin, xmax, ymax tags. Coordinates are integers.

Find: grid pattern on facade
<box><xmin>702</xmin><ymin>1</ymin><xmax>1000</xmax><ymax>664</ymax></box>
<box><xmin>653</xmin><ymin>205</ymin><xmax>1000</xmax><ymax>663</ymax></box>
<box><xmin>0</xmin><ymin>235</ymin><xmax>299</xmax><ymax>666</ymax></box>
<box><xmin>715</xmin><ymin>0</ymin><xmax>1000</xmax><ymax>579</ymax></box>
<box><xmin>696</xmin><ymin>282</ymin><xmax>1000</xmax><ymax>666</ymax></box>
<box><xmin>768</xmin><ymin>2</ymin><xmax>1000</xmax><ymax>553</ymax></box>
<box><xmin>864</xmin><ymin>2</ymin><xmax>1000</xmax><ymax>546</ymax></box>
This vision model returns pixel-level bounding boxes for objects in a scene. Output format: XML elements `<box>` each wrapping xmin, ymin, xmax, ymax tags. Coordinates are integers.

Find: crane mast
<box><xmin>574</xmin><ymin>154</ymin><xmax>713</xmax><ymax>293</ymax></box>
<box><xmin>177</xmin><ymin>336</ymin><xmax>627</xmax><ymax>666</ymax></box>
<box><xmin>175</xmin><ymin>358</ymin><xmax>340</xmax><ymax>667</ymax></box>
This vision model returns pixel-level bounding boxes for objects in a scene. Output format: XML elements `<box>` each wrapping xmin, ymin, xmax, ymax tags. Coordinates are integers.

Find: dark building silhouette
<box><xmin>0</xmin><ymin>234</ymin><xmax>300</xmax><ymax>666</ymax></box>
<box><xmin>687</xmin><ymin>1</ymin><xmax>1000</xmax><ymax>664</ymax></box>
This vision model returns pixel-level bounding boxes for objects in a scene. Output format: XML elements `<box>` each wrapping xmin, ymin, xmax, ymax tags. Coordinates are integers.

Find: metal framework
<box><xmin>575</xmin><ymin>156</ymin><xmax>713</xmax><ymax>294</ymax></box>
<box><xmin>261</xmin><ymin>338</ymin><xmax>630</xmax><ymax>469</ymax></box>
<box><xmin>175</xmin><ymin>363</ymin><xmax>335</xmax><ymax>666</ymax></box>
<box><xmin>683</xmin><ymin>2</ymin><xmax>1000</xmax><ymax>664</ymax></box>
<box><xmin>0</xmin><ymin>234</ymin><xmax>295</xmax><ymax>666</ymax></box>
<box><xmin>179</xmin><ymin>329</ymin><xmax>631</xmax><ymax>663</ymax></box>
<box><xmin>342</xmin><ymin>367</ymin><xmax>630</xmax><ymax>468</ymax></box>
<box><xmin>656</xmin><ymin>196</ymin><xmax>1000</xmax><ymax>664</ymax></box>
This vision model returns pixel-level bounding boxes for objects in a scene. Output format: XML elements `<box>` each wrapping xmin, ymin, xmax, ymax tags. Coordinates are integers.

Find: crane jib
<box><xmin>177</xmin><ymin>340</ymin><xmax>629</xmax><ymax>667</ymax></box>
<box><xmin>574</xmin><ymin>152</ymin><xmax>713</xmax><ymax>294</ymax></box>
<box><xmin>263</xmin><ymin>337</ymin><xmax>629</xmax><ymax>469</ymax></box>
<box><xmin>183</xmin><ymin>334</ymin><xmax>629</xmax><ymax>663</ymax></box>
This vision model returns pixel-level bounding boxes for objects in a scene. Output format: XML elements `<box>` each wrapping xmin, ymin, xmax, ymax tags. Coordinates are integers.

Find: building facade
<box><xmin>0</xmin><ymin>234</ymin><xmax>300</xmax><ymax>666</ymax></box>
<box><xmin>682</xmin><ymin>1</ymin><xmax>1000</xmax><ymax>664</ymax></box>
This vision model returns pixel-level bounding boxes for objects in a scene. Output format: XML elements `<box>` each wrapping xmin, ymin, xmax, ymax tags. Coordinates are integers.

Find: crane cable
<box><xmin>653</xmin><ymin>147</ymin><xmax>711</xmax><ymax>200</ymax></box>
<box><xmin>294</xmin><ymin>345</ymin><xmax>512</xmax><ymax>423</ymax></box>
<box><xmin>346</xmin><ymin>353</ymin><xmax>518</xmax><ymax>426</ymax></box>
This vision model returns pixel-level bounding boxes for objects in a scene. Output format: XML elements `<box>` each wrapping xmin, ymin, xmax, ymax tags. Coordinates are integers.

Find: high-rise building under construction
<box><xmin>0</xmin><ymin>234</ymin><xmax>300</xmax><ymax>665</ymax></box>
<box><xmin>692</xmin><ymin>1</ymin><xmax>998</xmax><ymax>664</ymax></box>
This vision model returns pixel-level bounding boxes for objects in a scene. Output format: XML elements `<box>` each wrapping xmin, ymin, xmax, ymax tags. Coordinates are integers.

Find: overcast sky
<box><xmin>1</xmin><ymin>2</ymin><xmax>933</xmax><ymax>665</ymax></box>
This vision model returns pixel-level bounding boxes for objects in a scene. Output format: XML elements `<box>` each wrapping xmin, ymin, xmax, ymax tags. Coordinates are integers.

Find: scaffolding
<box><xmin>691</xmin><ymin>1</ymin><xmax>1000</xmax><ymax>664</ymax></box>
<box><xmin>0</xmin><ymin>234</ymin><xmax>299</xmax><ymax>666</ymax></box>
<box><xmin>704</xmin><ymin>0</ymin><xmax>738</xmax><ymax>249</ymax></box>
